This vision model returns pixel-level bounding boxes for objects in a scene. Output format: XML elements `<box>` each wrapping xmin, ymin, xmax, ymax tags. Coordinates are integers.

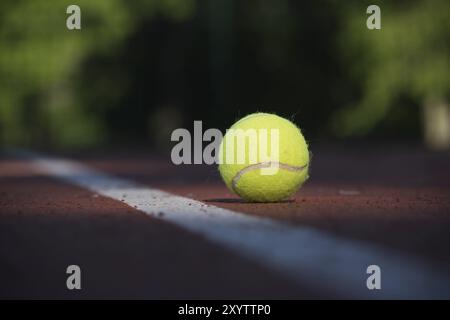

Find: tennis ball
<box><xmin>218</xmin><ymin>113</ymin><xmax>310</xmax><ymax>202</ymax></box>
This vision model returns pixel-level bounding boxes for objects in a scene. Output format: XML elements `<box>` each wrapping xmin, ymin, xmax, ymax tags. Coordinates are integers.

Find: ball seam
<box><xmin>231</xmin><ymin>161</ymin><xmax>308</xmax><ymax>194</ymax></box>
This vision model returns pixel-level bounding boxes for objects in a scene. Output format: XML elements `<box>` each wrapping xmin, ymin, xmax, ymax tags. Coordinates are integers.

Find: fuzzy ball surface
<box><xmin>218</xmin><ymin>113</ymin><xmax>310</xmax><ymax>202</ymax></box>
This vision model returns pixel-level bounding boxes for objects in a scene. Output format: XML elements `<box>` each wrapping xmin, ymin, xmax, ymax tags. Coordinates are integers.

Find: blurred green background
<box><xmin>0</xmin><ymin>0</ymin><xmax>449</xmax><ymax>151</ymax></box>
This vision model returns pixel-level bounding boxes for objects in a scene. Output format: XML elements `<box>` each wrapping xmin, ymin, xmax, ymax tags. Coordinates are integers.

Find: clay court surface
<box><xmin>1</xmin><ymin>145</ymin><xmax>450</xmax><ymax>299</ymax></box>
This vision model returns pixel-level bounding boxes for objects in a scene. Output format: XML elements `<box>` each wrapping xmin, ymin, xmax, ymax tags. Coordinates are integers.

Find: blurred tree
<box><xmin>333</xmin><ymin>0</ymin><xmax>450</xmax><ymax>149</ymax></box>
<box><xmin>0</xmin><ymin>0</ymin><xmax>131</xmax><ymax>147</ymax></box>
<box><xmin>0</xmin><ymin>0</ymin><xmax>195</xmax><ymax>149</ymax></box>
<box><xmin>2</xmin><ymin>0</ymin><xmax>447</xmax><ymax>150</ymax></box>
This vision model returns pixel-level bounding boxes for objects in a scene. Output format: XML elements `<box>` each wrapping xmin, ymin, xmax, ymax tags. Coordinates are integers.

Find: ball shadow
<box><xmin>204</xmin><ymin>198</ymin><xmax>295</xmax><ymax>204</ymax></box>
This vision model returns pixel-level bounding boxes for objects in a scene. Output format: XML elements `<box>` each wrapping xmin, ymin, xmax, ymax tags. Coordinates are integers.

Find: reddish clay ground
<box><xmin>1</xmin><ymin>145</ymin><xmax>449</xmax><ymax>298</ymax></box>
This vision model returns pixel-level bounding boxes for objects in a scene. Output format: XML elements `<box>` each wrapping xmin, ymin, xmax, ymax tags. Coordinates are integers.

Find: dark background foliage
<box><xmin>0</xmin><ymin>0</ymin><xmax>448</xmax><ymax>150</ymax></box>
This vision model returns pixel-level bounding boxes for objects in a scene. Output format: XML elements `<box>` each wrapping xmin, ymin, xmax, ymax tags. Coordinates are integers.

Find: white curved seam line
<box><xmin>231</xmin><ymin>161</ymin><xmax>308</xmax><ymax>190</ymax></box>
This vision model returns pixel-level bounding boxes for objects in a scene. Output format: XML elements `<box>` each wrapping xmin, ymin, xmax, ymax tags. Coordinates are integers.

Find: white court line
<box><xmin>23</xmin><ymin>153</ymin><xmax>450</xmax><ymax>299</ymax></box>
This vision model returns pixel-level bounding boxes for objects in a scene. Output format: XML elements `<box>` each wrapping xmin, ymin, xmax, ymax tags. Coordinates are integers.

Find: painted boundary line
<box><xmin>20</xmin><ymin>152</ymin><xmax>450</xmax><ymax>298</ymax></box>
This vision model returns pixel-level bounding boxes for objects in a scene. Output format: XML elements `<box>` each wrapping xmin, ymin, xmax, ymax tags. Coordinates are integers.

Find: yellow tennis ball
<box><xmin>218</xmin><ymin>113</ymin><xmax>310</xmax><ymax>202</ymax></box>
